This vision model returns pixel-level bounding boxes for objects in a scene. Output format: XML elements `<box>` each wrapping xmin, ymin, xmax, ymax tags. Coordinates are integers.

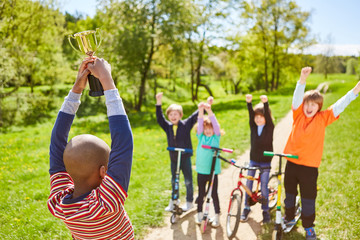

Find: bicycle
<box><xmin>167</xmin><ymin>147</ymin><xmax>193</xmax><ymax>224</ymax></box>
<box><xmin>220</xmin><ymin>157</ymin><xmax>277</xmax><ymax>239</ymax></box>
<box><xmin>200</xmin><ymin>144</ymin><xmax>233</xmax><ymax>233</ymax></box>
<box><xmin>263</xmin><ymin>151</ymin><xmax>301</xmax><ymax>240</ymax></box>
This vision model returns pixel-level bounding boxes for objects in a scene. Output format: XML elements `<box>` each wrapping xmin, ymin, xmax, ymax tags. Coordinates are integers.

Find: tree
<box><xmin>0</xmin><ymin>0</ymin><xmax>67</xmax><ymax>127</ymax></box>
<box><xmin>98</xmin><ymin>0</ymin><xmax>195</xmax><ymax>111</ymax></box>
<box><xmin>242</xmin><ymin>0</ymin><xmax>312</xmax><ymax>91</ymax></box>
<box><xmin>346</xmin><ymin>58</ymin><xmax>358</xmax><ymax>75</ymax></box>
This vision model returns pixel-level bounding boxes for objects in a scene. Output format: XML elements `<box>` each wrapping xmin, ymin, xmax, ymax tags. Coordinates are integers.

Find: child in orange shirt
<box><xmin>283</xmin><ymin>67</ymin><xmax>360</xmax><ymax>240</ymax></box>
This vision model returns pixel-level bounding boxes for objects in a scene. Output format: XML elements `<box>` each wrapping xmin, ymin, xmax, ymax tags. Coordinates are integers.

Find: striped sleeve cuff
<box><xmin>104</xmin><ymin>89</ymin><xmax>126</xmax><ymax>116</ymax></box>
<box><xmin>60</xmin><ymin>90</ymin><xmax>82</xmax><ymax>115</ymax></box>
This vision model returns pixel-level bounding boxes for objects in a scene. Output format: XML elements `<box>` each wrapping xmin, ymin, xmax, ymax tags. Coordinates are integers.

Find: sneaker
<box><xmin>305</xmin><ymin>227</ymin><xmax>317</xmax><ymax>240</ymax></box>
<box><xmin>262</xmin><ymin>210</ymin><xmax>271</xmax><ymax>224</ymax></box>
<box><xmin>283</xmin><ymin>218</ymin><xmax>296</xmax><ymax>229</ymax></box>
<box><xmin>181</xmin><ymin>201</ymin><xmax>194</xmax><ymax>212</ymax></box>
<box><xmin>165</xmin><ymin>199</ymin><xmax>179</xmax><ymax>212</ymax></box>
<box><xmin>195</xmin><ymin>212</ymin><xmax>202</xmax><ymax>225</ymax></box>
<box><xmin>240</xmin><ymin>208</ymin><xmax>251</xmax><ymax>222</ymax></box>
<box><xmin>210</xmin><ymin>214</ymin><xmax>220</xmax><ymax>227</ymax></box>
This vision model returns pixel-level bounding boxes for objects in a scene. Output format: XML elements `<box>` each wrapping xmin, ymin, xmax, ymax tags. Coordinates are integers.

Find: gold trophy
<box><xmin>68</xmin><ymin>28</ymin><xmax>104</xmax><ymax>97</ymax></box>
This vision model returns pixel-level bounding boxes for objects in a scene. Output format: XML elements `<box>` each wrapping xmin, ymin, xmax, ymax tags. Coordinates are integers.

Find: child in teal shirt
<box><xmin>195</xmin><ymin>100</ymin><xmax>223</xmax><ymax>227</ymax></box>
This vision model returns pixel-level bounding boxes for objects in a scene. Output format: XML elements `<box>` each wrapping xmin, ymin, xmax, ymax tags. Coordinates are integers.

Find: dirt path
<box><xmin>143</xmin><ymin>111</ymin><xmax>295</xmax><ymax>240</ymax></box>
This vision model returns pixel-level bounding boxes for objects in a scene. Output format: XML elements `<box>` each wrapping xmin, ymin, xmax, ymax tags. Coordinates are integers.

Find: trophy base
<box><xmin>88</xmin><ymin>74</ymin><xmax>104</xmax><ymax>97</ymax></box>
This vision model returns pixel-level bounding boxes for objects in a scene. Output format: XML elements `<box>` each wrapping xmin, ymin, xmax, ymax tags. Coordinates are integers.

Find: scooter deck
<box><xmin>283</xmin><ymin>207</ymin><xmax>301</xmax><ymax>233</ymax></box>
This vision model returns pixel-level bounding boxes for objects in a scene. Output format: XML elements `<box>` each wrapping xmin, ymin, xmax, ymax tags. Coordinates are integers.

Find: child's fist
<box><xmin>204</xmin><ymin>103</ymin><xmax>211</xmax><ymax>111</ymax></box>
<box><xmin>260</xmin><ymin>95</ymin><xmax>268</xmax><ymax>103</ymax></box>
<box><xmin>207</xmin><ymin>96</ymin><xmax>214</xmax><ymax>105</ymax></box>
<box><xmin>300</xmin><ymin>67</ymin><xmax>312</xmax><ymax>83</ymax></box>
<box><xmin>198</xmin><ymin>102</ymin><xmax>205</xmax><ymax>109</ymax></box>
<box><xmin>155</xmin><ymin>92</ymin><xmax>163</xmax><ymax>105</ymax></box>
<box><xmin>156</xmin><ymin>92</ymin><xmax>163</xmax><ymax>100</ymax></box>
<box><xmin>246</xmin><ymin>94</ymin><xmax>252</xmax><ymax>103</ymax></box>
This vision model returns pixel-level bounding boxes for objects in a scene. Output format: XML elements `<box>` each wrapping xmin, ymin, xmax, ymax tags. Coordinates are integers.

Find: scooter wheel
<box><xmin>170</xmin><ymin>213</ymin><xmax>177</xmax><ymax>224</ymax></box>
<box><xmin>272</xmin><ymin>228</ymin><xmax>283</xmax><ymax>240</ymax></box>
<box><xmin>200</xmin><ymin>218</ymin><xmax>208</xmax><ymax>233</ymax></box>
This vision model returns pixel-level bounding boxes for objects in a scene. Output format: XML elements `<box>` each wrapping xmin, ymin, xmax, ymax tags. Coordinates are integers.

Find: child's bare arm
<box><xmin>88</xmin><ymin>58</ymin><xmax>116</xmax><ymax>90</ymax></box>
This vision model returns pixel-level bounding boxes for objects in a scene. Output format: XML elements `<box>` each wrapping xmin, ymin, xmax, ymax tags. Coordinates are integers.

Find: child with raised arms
<box><xmin>195</xmin><ymin>98</ymin><xmax>224</xmax><ymax>227</ymax></box>
<box><xmin>47</xmin><ymin>57</ymin><xmax>134</xmax><ymax>239</ymax></box>
<box><xmin>283</xmin><ymin>67</ymin><xmax>360</xmax><ymax>240</ymax></box>
<box><xmin>156</xmin><ymin>92</ymin><xmax>199</xmax><ymax>212</ymax></box>
<box><xmin>240</xmin><ymin>94</ymin><xmax>274</xmax><ymax>224</ymax></box>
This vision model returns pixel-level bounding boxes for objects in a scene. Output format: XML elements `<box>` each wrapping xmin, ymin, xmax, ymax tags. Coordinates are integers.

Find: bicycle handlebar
<box><xmin>167</xmin><ymin>147</ymin><xmax>193</xmax><ymax>153</ymax></box>
<box><xmin>218</xmin><ymin>156</ymin><xmax>271</xmax><ymax>171</ymax></box>
<box><xmin>263</xmin><ymin>151</ymin><xmax>298</xmax><ymax>159</ymax></box>
<box><xmin>201</xmin><ymin>145</ymin><xmax>233</xmax><ymax>153</ymax></box>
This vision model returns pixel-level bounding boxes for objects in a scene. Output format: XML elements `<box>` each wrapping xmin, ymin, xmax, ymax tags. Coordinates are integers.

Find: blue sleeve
<box><xmin>293</xmin><ymin>81</ymin><xmax>305</xmax><ymax>110</ymax></box>
<box><xmin>107</xmin><ymin>115</ymin><xmax>133</xmax><ymax>193</ymax></box>
<box><xmin>49</xmin><ymin>111</ymin><xmax>75</xmax><ymax>175</ymax></box>
<box><xmin>332</xmin><ymin>90</ymin><xmax>358</xmax><ymax>117</ymax></box>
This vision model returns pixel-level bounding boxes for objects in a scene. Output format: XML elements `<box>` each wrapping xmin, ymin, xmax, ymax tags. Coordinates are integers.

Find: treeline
<box><xmin>0</xmin><ymin>0</ymin><xmax>359</xmax><ymax>128</ymax></box>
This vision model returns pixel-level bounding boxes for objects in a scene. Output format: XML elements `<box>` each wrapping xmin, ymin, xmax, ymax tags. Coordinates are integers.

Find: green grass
<box><xmin>0</xmin><ymin>74</ymin><xmax>359</xmax><ymax>239</ymax></box>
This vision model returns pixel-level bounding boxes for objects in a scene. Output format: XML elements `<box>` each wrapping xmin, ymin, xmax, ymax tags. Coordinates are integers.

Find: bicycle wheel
<box><xmin>226</xmin><ymin>193</ymin><xmax>242</xmax><ymax>239</ymax></box>
<box><xmin>268</xmin><ymin>175</ymin><xmax>278</xmax><ymax>209</ymax></box>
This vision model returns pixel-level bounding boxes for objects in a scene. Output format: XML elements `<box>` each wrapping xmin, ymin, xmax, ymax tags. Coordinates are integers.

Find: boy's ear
<box><xmin>99</xmin><ymin>165</ymin><xmax>106</xmax><ymax>179</ymax></box>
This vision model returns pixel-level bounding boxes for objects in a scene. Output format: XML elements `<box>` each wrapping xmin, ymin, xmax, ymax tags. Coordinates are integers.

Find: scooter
<box><xmin>263</xmin><ymin>151</ymin><xmax>301</xmax><ymax>240</ymax></box>
<box><xmin>200</xmin><ymin>145</ymin><xmax>233</xmax><ymax>233</ymax></box>
<box><xmin>167</xmin><ymin>147</ymin><xmax>193</xmax><ymax>224</ymax></box>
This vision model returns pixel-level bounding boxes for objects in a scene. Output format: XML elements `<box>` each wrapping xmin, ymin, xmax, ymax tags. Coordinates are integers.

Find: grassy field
<box><xmin>0</xmin><ymin>73</ymin><xmax>359</xmax><ymax>239</ymax></box>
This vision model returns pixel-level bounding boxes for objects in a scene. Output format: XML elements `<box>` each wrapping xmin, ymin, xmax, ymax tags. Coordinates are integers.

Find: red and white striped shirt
<box><xmin>48</xmin><ymin>172</ymin><xmax>134</xmax><ymax>240</ymax></box>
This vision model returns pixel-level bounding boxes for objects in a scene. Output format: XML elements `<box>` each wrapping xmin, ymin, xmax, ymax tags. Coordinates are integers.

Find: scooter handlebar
<box><xmin>201</xmin><ymin>145</ymin><xmax>233</xmax><ymax>153</ymax></box>
<box><xmin>167</xmin><ymin>147</ymin><xmax>193</xmax><ymax>154</ymax></box>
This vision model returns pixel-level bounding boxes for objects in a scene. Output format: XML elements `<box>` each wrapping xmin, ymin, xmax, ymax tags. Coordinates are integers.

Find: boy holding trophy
<box><xmin>47</xmin><ymin>57</ymin><xmax>134</xmax><ymax>239</ymax></box>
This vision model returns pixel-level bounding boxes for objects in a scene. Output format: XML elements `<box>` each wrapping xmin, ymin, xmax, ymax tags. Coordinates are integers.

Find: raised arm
<box><xmin>204</xmin><ymin>103</ymin><xmax>220</xmax><ymax>135</ymax></box>
<box><xmin>197</xmin><ymin>102</ymin><xmax>205</xmax><ymax>135</ymax></box>
<box><xmin>293</xmin><ymin>67</ymin><xmax>311</xmax><ymax>110</ymax></box>
<box><xmin>49</xmin><ymin>58</ymin><xmax>94</xmax><ymax>175</ymax></box>
<box><xmin>155</xmin><ymin>92</ymin><xmax>170</xmax><ymax>131</ymax></box>
<box><xmin>184</xmin><ymin>108</ymin><xmax>199</xmax><ymax>128</ymax></box>
<box><xmin>246</xmin><ymin>94</ymin><xmax>256</xmax><ymax>127</ymax></box>
<box><xmin>332</xmin><ymin>80</ymin><xmax>360</xmax><ymax>117</ymax></box>
<box><xmin>89</xmin><ymin>58</ymin><xmax>133</xmax><ymax>192</ymax></box>
<box><xmin>260</xmin><ymin>95</ymin><xmax>274</xmax><ymax>127</ymax></box>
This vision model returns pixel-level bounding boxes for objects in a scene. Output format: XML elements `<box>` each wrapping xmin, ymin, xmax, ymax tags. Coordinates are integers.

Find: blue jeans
<box><xmin>244</xmin><ymin>160</ymin><xmax>271</xmax><ymax>211</ymax></box>
<box><xmin>171</xmin><ymin>157</ymin><xmax>194</xmax><ymax>202</ymax></box>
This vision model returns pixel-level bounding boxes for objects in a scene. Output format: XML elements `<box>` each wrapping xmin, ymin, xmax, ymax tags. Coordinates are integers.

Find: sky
<box><xmin>61</xmin><ymin>0</ymin><xmax>360</xmax><ymax>56</ymax></box>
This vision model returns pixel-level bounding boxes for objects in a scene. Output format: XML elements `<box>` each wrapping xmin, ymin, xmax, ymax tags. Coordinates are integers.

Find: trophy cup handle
<box><xmin>95</xmin><ymin>28</ymin><xmax>102</xmax><ymax>50</ymax></box>
<box><xmin>68</xmin><ymin>35</ymin><xmax>82</xmax><ymax>54</ymax></box>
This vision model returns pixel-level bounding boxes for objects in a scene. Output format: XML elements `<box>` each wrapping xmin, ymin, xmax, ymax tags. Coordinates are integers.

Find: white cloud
<box><xmin>300</xmin><ymin>44</ymin><xmax>360</xmax><ymax>56</ymax></box>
